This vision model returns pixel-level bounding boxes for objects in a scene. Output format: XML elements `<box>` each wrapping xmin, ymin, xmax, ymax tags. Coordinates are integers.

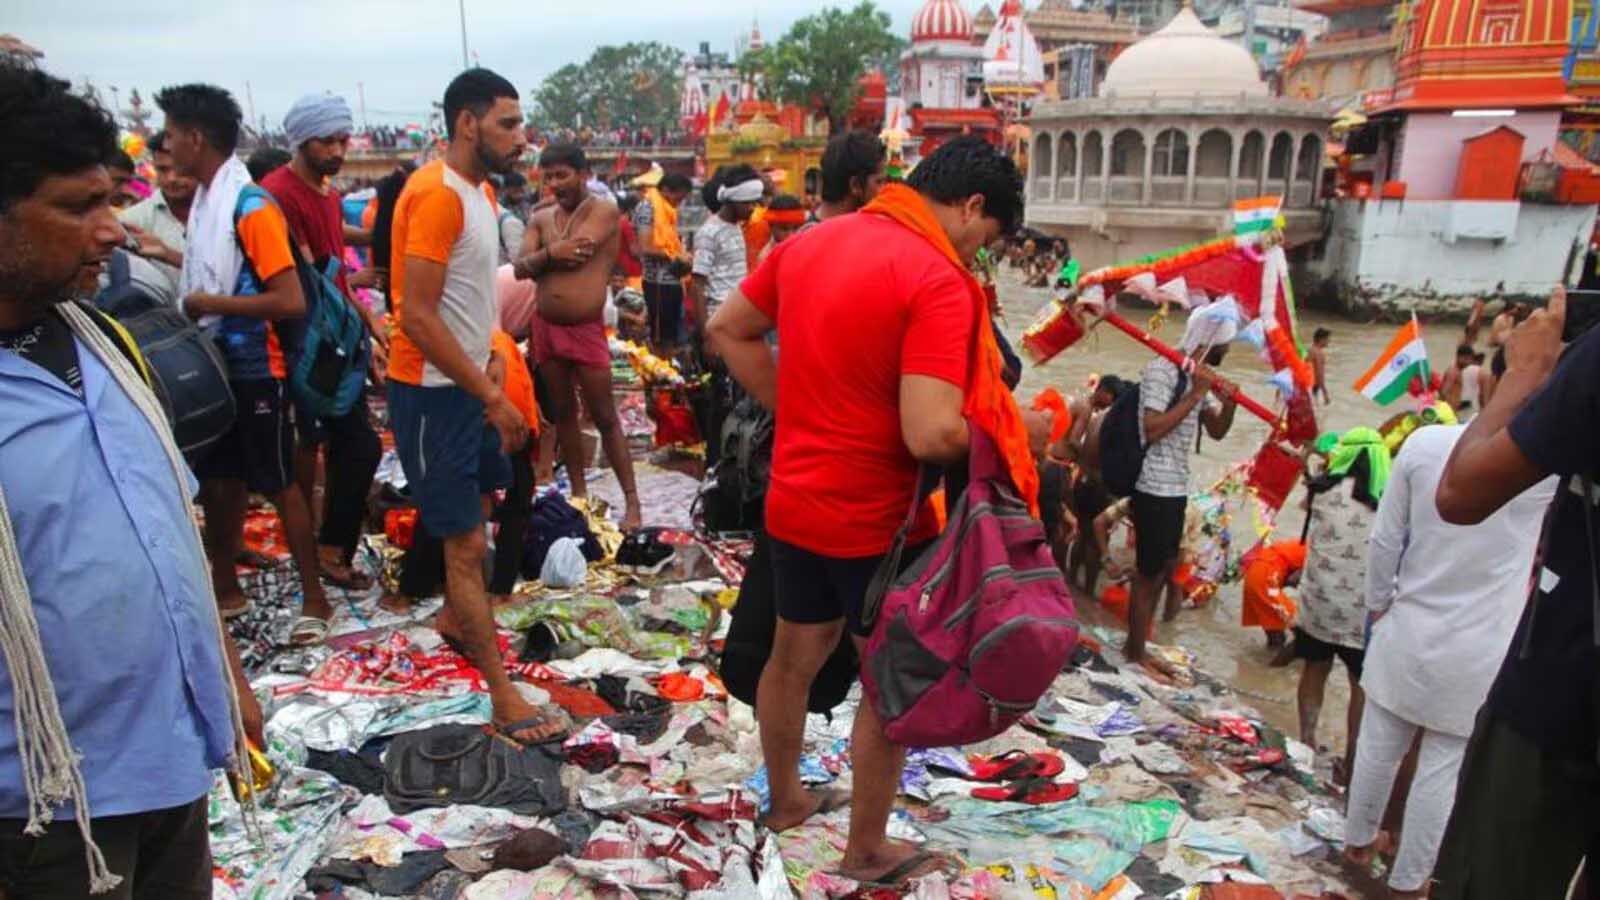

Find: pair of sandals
<box><xmin>966</xmin><ymin>750</ymin><xmax>1080</xmax><ymax>805</ymax></box>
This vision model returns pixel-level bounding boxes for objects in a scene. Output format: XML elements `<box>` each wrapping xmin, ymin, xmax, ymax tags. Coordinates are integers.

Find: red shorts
<box><xmin>532</xmin><ymin>316</ymin><xmax>610</xmax><ymax>369</ymax></box>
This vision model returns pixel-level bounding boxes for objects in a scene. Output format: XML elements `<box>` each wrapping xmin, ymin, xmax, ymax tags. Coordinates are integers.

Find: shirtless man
<box><xmin>1061</xmin><ymin>375</ymin><xmax>1123</xmax><ymax>592</ymax></box>
<box><xmin>1310</xmin><ymin>328</ymin><xmax>1332</xmax><ymax>404</ymax></box>
<box><xmin>513</xmin><ymin>142</ymin><xmax>642</xmax><ymax>529</ymax></box>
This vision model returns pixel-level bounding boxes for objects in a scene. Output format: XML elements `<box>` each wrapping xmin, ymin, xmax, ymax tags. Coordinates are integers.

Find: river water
<box><xmin>997</xmin><ymin>267</ymin><xmax>1465</xmax><ymax>756</ymax></box>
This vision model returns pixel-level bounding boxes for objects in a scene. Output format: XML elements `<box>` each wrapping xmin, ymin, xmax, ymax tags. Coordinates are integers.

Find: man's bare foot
<box><xmin>318</xmin><ymin>548</ymin><xmax>373</xmax><ymax>591</ymax></box>
<box><xmin>300</xmin><ymin>590</ymin><xmax>334</xmax><ymax>625</ymax></box>
<box><xmin>379</xmin><ymin>594</ymin><xmax>414</xmax><ymax>616</ymax></box>
<box><xmin>1270</xmin><ymin>640</ymin><xmax>1297</xmax><ymax>667</ymax></box>
<box><xmin>838</xmin><ymin>841</ymin><xmax>946</xmax><ymax>885</ymax></box>
<box><xmin>758</xmin><ymin>788</ymin><xmax>850</xmax><ymax>832</ymax></box>
<box><xmin>491</xmin><ymin>694</ymin><xmax>569</xmax><ymax>745</ymax></box>
<box><xmin>621</xmin><ymin>493</ymin><xmax>642</xmax><ymax>532</ymax></box>
<box><xmin>1345</xmin><ymin>841</ymin><xmax>1377</xmax><ymax>867</ymax></box>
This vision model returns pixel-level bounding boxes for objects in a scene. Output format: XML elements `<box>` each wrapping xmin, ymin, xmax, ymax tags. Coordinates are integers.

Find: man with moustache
<box><xmin>386</xmin><ymin>69</ymin><xmax>563</xmax><ymax>745</ymax></box>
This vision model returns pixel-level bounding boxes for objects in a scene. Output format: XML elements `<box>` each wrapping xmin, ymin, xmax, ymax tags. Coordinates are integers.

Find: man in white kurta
<box><xmin>1344</xmin><ymin>424</ymin><xmax>1556</xmax><ymax>894</ymax></box>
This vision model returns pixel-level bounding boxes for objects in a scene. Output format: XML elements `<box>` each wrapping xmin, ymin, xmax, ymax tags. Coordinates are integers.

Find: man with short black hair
<box><xmin>514</xmin><ymin>141</ymin><xmax>642</xmax><ymax>530</ymax></box>
<box><xmin>0</xmin><ymin>60</ymin><xmax>256</xmax><ymax>900</ymax></box>
<box><xmin>388</xmin><ymin>68</ymin><xmax>565</xmax><ymax>745</ymax></box>
<box><xmin>259</xmin><ymin>92</ymin><xmax>384</xmax><ymax>594</ymax></box>
<box><xmin>158</xmin><ymin>82</ymin><xmax>332</xmax><ymax>643</ymax></box>
<box><xmin>708</xmin><ymin>136</ymin><xmax>1029</xmax><ymax>884</ymax></box>
<box><xmin>633</xmin><ymin>171</ymin><xmax>692</xmax><ymax>351</ymax></box>
<box><xmin>813</xmin><ymin>129</ymin><xmax>888</xmax><ymax>223</ymax></box>
<box><xmin>119</xmin><ymin>130</ymin><xmax>194</xmax><ymax>293</ymax></box>
<box><xmin>1311</xmin><ymin>326</ymin><xmax>1332</xmax><ymax>404</ymax></box>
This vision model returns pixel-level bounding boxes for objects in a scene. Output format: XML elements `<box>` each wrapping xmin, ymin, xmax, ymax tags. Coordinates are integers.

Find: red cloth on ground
<box><xmin>740</xmin><ymin>203</ymin><xmax>975</xmax><ymax>556</ymax></box>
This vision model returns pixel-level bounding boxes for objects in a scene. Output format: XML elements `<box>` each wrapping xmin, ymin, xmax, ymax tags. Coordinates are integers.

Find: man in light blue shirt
<box><xmin>0</xmin><ymin>61</ymin><xmax>257</xmax><ymax>899</ymax></box>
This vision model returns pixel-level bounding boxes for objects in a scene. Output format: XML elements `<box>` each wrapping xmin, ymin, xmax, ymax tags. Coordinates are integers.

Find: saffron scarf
<box><xmin>645</xmin><ymin>188</ymin><xmax>683</xmax><ymax>261</ymax></box>
<box><xmin>861</xmin><ymin>183</ymin><xmax>1040</xmax><ymax>514</ymax></box>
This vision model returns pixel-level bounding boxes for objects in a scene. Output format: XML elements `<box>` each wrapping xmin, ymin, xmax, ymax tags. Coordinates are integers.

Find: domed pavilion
<box><xmin>1024</xmin><ymin>4</ymin><xmax>1332</xmax><ymax>267</ymax></box>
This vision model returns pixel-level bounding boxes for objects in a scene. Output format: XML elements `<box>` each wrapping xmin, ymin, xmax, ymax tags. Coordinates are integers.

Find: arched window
<box><xmin>1196</xmin><ymin>129</ymin><xmax>1232</xmax><ymax>177</ymax></box>
<box><xmin>1082</xmin><ymin>130</ymin><xmax>1104</xmax><ymax>176</ymax></box>
<box><xmin>1296</xmin><ymin>134</ymin><xmax>1322</xmax><ymax>182</ymax></box>
<box><xmin>1152</xmin><ymin>129</ymin><xmax>1189</xmax><ymax>177</ymax></box>
<box><xmin>1110</xmin><ymin>128</ymin><xmax>1146</xmax><ymax>177</ymax></box>
<box><xmin>1268</xmin><ymin>132</ymin><xmax>1295</xmax><ymax>181</ymax></box>
<box><xmin>1239</xmin><ymin>131</ymin><xmax>1265</xmax><ymax>180</ymax></box>
<box><xmin>1058</xmin><ymin>132</ymin><xmax>1078</xmax><ymax>179</ymax></box>
<box><xmin>1034</xmin><ymin>132</ymin><xmax>1055</xmax><ymax>182</ymax></box>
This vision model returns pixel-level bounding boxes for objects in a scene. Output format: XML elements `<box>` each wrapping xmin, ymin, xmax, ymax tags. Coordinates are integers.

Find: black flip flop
<box><xmin>848</xmin><ymin>850</ymin><xmax>955</xmax><ymax>889</ymax></box>
<box><xmin>493</xmin><ymin>708</ymin><xmax>572</xmax><ymax>747</ymax></box>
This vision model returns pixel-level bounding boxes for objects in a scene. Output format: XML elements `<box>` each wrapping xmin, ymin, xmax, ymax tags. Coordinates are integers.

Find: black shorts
<box><xmin>194</xmin><ymin>378</ymin><xmax>294</xmax><ymax>495</ymax></box>
<box><xmin>1292</xmin><ymin>627</ymin><xmax>1366</xmax><ymax>679</ymax></box>
<box><xmin>644</xmin><ymin>280</ymin><xmax>685</xmax><ymax>347</ymax></box>
<box><xmin>1072</xmin><ymin>473</ymin><xmax>1111</xmax><ymax>522</ymax></box>
<box><xmin>770</xmin><ymin>537</ymin><xmax>927</xmax><ymax>637</ymax></box>
<box><xmin>1130</xmin><ymin>491</ymin><xmax>1186</xmax><ymax>577</ymax></box>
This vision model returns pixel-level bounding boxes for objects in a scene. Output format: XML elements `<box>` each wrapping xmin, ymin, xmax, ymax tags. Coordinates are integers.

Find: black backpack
<box><xmin>1100</xmin><ymin>364</ymin><xmax>1187</xmax><ymax>498</ymax></box>
<box><xmin>94</xmin><ymin>251</ymin><xmax>236</xmax><ymax>467</ymax></box>
<box><xmin>719</xmin><ymin>532</ymin><xmax>857</xmax><ymax>716</ymax></box>
<box><xmin>384</xmin><ymin>724</ymin><xmax>565</xmax><ymax>816</ymax></box>
<box><xmin>699</xmin><ymin>394</ymin><xmax>773</xmax><ymax>533</ymax></box>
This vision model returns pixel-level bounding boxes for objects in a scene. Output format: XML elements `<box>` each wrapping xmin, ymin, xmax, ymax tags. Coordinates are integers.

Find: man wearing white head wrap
<box><xmin>1122</xmin><ymin>296</ymin><xmax>1239</xmax><ymax>665</ymax></box>
<box><xmin>691</xmin><ymin>166</ymin><xmax>759</xmax><ymax>330</ymax></box>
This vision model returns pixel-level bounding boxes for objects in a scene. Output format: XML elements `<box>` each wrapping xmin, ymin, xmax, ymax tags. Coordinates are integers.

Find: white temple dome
<box><xmin>1100</xmin><ymin>6</ymin><xmax>1267</xmax><ymax>97</ymax></box>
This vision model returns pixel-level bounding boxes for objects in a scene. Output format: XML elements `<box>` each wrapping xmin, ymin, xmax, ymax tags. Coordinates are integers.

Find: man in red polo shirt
<box><xmin>707</xmin><ymin>137</ymin><xmax>1024</xmax><ymax>885</ymax></box>
<box><xmin>259</xmin><ymin>92</ymin><xmax>385</xmax><ymax>600</ymax></box>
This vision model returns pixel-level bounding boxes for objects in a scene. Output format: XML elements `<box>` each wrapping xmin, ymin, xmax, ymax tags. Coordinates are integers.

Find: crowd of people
<box><xmin>3</xmin><ymin>50</ymin><xmax>1600</xmax><ymax>900</ymax></box>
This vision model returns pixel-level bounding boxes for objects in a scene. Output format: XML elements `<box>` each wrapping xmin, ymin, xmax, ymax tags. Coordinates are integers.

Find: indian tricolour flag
<box><xmin>1354</xmin><ymin>316</ymin><xmax>1430</xmax><ymax>405</ymax></box>
<box><xmin>1233</xmin><ymin>196</ymin><xmax>1283</xmax><ymax>235</ymax></box>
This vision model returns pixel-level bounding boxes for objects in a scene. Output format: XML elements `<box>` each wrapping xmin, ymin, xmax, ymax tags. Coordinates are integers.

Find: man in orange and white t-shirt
<box><xmin>387</xmin><ymin>68</ymin><xmax>563</xmax><ymax>745</ymax></box>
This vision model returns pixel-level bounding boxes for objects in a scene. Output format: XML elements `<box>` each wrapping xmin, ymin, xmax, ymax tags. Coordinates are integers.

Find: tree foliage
<box><xmin>740</xmin><ymin>2</ymin><xmax>905</xmax><ymax>130</ymax></box>
<box><xmin>532</xmin><ymin>41</ymin><xmax>685</xmax><ymax>133</ymax></box>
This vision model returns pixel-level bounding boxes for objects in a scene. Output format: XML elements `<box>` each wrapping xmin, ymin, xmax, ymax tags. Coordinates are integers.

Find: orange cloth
<box><xmin>860</xmin><ymin>184</ymin><xmax>1039</xmax><ymax>515</ymax></box>
<box><xmin>1241</xmin><ymin>540</ymin><xmax>1305</xmax><ymax>631</ymax></box>
<box><xmin>235</xmin><ymin>198</ymin><xmax>296</xmax><ymax>379</ymax></box>
<box><xmin>646</xmin><ymin>187</ymin><xmax>683</xmax><ymax>260</ymax></box>
<box><xmin>742</xmin><ymin>209</ymin><xmax>771</xmax><ymax>271</ymax></box>
<box><xmin>1030</xmin><ymin>388</ymin><xmax>1073</xmax><ymax>445</ymax></box>
<box><xmin>490</xmin><ymin>329</ymin><xmax>540</xmax><ymax>433</ymax></box>
<box><xmin>655</xmin><ymin>672</ymin><xmax>705</xmax><ymax>702</ymax></box>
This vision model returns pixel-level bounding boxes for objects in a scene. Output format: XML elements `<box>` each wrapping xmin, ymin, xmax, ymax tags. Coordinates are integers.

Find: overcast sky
<box><xmin>13</xmin><ymin>0</ymin><xmax>930</xmax><ymax>129</ymax></box>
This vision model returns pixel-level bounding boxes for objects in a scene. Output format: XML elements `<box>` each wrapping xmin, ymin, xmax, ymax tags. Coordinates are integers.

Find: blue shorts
<box><xmin>388</xmin><ymin>382</ymin><xmax>511</xmax><ymax>539</ymax></box>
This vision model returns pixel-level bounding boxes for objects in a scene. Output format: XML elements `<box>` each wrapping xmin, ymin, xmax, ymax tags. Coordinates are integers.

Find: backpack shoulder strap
<box><xmin>72</xmin><ymin>301</ymin><xmax>153</xmax><ymax>388</ymax></box>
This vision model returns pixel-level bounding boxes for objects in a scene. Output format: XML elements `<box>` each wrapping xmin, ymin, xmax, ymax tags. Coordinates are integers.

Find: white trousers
<box><xmin>1344</xmin><ymin>698</ymin><xmax>1469</xmax><ymax>892</ymax></box>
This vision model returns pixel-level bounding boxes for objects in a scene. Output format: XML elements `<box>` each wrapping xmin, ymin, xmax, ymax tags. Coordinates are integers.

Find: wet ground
<box><xmin>998</xmin><ymin>267</ymin><xmax>1466</xmax><ymax>759</ymax></box>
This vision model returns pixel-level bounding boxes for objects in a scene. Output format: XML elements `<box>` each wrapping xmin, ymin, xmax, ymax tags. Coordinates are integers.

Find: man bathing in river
<box><xmin>514</xmin><ymin>142</ymin><xmax>642</xmax><ymax>530</ymax></box>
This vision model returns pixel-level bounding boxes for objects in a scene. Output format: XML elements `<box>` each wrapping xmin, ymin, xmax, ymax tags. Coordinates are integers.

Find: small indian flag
<box><xmin>1354</xmin><ymin>316</ymin><xmax>1430</xmax><ymax>405</ymax></box>
<box><xmin>1234</xmin><ymin>196</ymin><xmax>1283</xmax><ymax>235</ymax></box>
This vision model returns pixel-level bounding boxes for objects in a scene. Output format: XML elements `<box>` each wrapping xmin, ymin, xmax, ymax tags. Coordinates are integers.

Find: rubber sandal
<box><xmin>492</xmin><ymin>708</ymin><xmax>572</xmax><ymax>747</ymax></box>
<box><xmin>971</xmin><ymin>776</ymin><xmax>1079</xmax><ymax>805</ymax></box>
<box><xmin>757</xmin><ymin>788</ymin><xmax>851</xmax><ymax>831</ymax></box>
<box><xmin>843</xmin><ymin>850</ymin><xmax>958</xmax><ymax>889</ymax></box>
<box><xmin>968</xmin><ymin>749</ymin><xmax>1065</xmax><ymax>782</ymax></box>
<box><xmin>290</xmin><ymin>615</ymin><xmax>331</xmax><ymax>646</ymax></box>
